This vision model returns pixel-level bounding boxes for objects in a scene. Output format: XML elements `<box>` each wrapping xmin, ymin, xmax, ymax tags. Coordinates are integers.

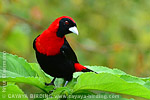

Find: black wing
<box><xmin>60</xmin><ymin>38</ymin><xmax>79</xmax><ymax>63</ymax></box>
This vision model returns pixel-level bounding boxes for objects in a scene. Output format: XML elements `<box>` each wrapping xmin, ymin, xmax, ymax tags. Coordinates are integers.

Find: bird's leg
<box><xmin>45</xmin><ymin>77</ymin><xmax>56</xmax><ymax>86</ymax></box>
<box><xmin>64</xmin><ymin>81</ymin><xmax>69</xmax><ymax>87</ymax></box>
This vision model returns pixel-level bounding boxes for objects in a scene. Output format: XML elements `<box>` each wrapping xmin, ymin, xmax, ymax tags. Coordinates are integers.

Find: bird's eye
<box><xmin>65</xmin><ymin>21</ymin><xmax>69</xmax><ymax>25</ymax></box>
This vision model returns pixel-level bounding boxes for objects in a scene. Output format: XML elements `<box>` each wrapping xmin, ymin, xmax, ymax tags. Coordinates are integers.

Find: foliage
<box><xmin>0</xmin><ymin>52</ymin><xmax>150</xmax><ymax>100</ymax></box>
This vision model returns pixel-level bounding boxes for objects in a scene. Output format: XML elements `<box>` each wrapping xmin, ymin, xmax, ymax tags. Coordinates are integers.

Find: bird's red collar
<box><xmin>35</xmin><ymin>29</ymin><xmax>65</xmax><ymax>56</ymax></box>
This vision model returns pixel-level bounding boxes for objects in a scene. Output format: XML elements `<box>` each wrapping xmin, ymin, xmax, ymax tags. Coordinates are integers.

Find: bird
<box><xmin>33</xmin><ymin>16</ymin><xmax>95</xmax><ymax>86</ymax></box>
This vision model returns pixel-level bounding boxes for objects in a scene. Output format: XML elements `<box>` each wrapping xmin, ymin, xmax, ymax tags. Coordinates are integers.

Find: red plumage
<box><xmin>74</xmin><ymin>63</ymin><xmax>86</xmax><ymax>72</ymax></box>
<box><xmin>35</xmin><ymin>29</ymin><xmax>65</xmax><ymax>56</ymax></box>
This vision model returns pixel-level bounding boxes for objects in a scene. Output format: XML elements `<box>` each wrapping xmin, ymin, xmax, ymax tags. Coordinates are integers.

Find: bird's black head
<box><xmin>57</xmin><ymin>17</ymin><xmax>78</xmax><ymax>37</ymax></box>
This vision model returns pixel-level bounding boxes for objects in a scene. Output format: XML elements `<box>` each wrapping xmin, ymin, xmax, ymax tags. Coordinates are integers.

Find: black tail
<box><xmin>82</xmin><ymin>68</ymin><xmax>98</xmax><ymax>74</ymax></box>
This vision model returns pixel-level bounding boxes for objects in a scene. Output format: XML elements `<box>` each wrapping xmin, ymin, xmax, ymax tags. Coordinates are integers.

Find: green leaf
<box><xmin>73</xmin><ymin>66</ymin><xmax>127</xmax><ymax>78</ymax></box>
<box><xmin>29</xmin><ymin>63</ymin><xmax>51</xmax><ymax>83</ymax></box>
<box><xmin>86</xmin><ymin>66</ymin><xmax>127</xmax><ymax>75</ymax></box>
<box><xmin>0</xmin><ymin>77</ymin><xmax>53</xmax><ymax>93</ymax></box>
<box><xmin>50</xmin><ymin>87</ymin><xmax>71</xmax><ymax>99</ymax></box>
<box><xmin>144</xmin><ymin>81</ymin><xmax>150</xmax><ymax>90</ymax></box>
<box><xmin>73</xmin><ymin>72</ymin><xmax>150</xmax><ymax>99</ymax></box>
<box><xmin>0</xmin><ymin>52</ymin><xmax>36</xmax><ymax>77</ymax></box>
<box><xmin>0</xmin><ymin>52</ymin><xmax>53</xmax><ymax>93</ymax></box>
<box><xmin>120</xmin><ymin>75</ymin><xmax>145</xmax><ymax>85</ymax></box>
<box><xmin>0</xmin><ymin>84</ymin><xmax>28</xmax><ymax>100</ymax></box>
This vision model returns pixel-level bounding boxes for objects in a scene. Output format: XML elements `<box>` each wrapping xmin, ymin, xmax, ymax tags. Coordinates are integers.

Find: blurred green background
<box><xmin>0</xmin><ymin>0</ymin><xmax>150</xmax><ymax>78</ymax></box>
